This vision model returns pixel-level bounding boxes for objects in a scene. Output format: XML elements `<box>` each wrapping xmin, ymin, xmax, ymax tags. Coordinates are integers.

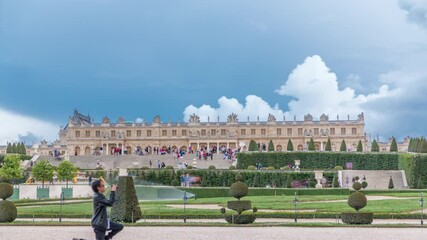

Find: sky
<box><xmin>1</xmin><ymin>0</ymin><xmax>427</xmax><ymax>144</ymax></box>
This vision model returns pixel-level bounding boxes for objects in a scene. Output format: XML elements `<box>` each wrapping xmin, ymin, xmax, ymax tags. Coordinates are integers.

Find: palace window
<box><xmin>182</xmin><ymin>130</ymin><xmax>187</xmax><ymax>136</ymax></box>
<box><xmin>314</xmin><ymin>128</ymin><xmax>319</xmax><ymax>136</ymax></box>
<box><xmin>330</xmin><ymin>128</ymin><xmax>335</xmax><ymax>135</ymax></box>
<box><xmin>111</xmin><ymin>130</ymin><xmax>116</xmax><ymax>137</ymax></box>
<box><xmin>126</xmin><ymin>130</ymin><xmax>131</xmax><ymax>137</ymax></box>
<box><xmin>96</xmin><ymin>131</ymin><xmax>100</xmax><ymax>138</ymax></box>
<box><xmin>261</xmin><ymin>129</ymin><xmax>266</xmax><ymax>135</ymax></box>
<box><xmin>147</xmin><ymin>130</ymin><xmax>152</xmax><ymax>137</ymax></box>
<box><xmin>277</xmin><ymin>128</ymin><xmax>282</xmax><ymax>135</ymax></box>
<box><xmin>341</xmin><ymin>128</ymin><xmax>346</xmax><ymax>135</ymax></box>
<box><xmin>201</xmin><ymin>129</ymin><xmax>206</xmax><ymax>136</ymax></box>
<box><xmin>287</xmin><ymin>128</ymin><xmax>292</xmax><ymax>136</ymax></box>
<box><xmin>162</xmin><ymin>130</ymin><xmax>167</xmax><ymax>136</ymax></box>
<box><xmin>221</xmin><ymin>129</ymin><xmax>226</xmax><ymax>136</ymax></box>
<box><xmin>75</xmin><ymin>131</ymin><xmax>80</xmax><ymax>138</ymax></box>
<box><xmin>241</xmin><ymin>129</ymin><xmax>246</xmax><ymax>136</ymax></box>
<box><xmin>298</xmin><ymin>128</ymin><xmax>303</xmax><ymax>136</ymax></box>
<box><xmin>85</xmin><ymin>131</ymin><xmax>90</xmax><ymax>138</ymax></box>
<box><xmin>211</xmin><ymin>129</ymin><xmax>216</xmax><ymax>136</ymax></box>
<box><xmin>352</xmin><ymin>128</ymin><xmax>357</xmax><ymax>135</ymax></box>
<box><xmin>137</xmin><ymin>130</ymin><xmax>142</xmax><ymax>137</ymax></box>
<box><xmin>251</xmin><ymin>129</ymin><xmax>256</xmax><ymax>135</ymax></box>
<box><xmin>172</xmin><ymin>130</ymin><xmax>177</xmax><ymax>136</ymax></box>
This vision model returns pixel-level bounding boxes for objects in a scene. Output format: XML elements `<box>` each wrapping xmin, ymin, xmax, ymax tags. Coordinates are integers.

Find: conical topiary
<box><xmin>225</xmin><ymin>174</ymin><xmax>256</xmax><ymax>224</ymax></box>
<box><xmin>110</xmin><ymin>176</ymin><xmax>142</xmax><ymax>223</ymax></box>
<box><xmin>388</xmin><ymin>176</ymin><xmax>394</xmax><ymax>189</ymax></box>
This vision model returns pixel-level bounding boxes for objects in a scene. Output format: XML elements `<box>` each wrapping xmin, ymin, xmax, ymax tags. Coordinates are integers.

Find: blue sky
<box><xmin>1</xmin><ymin>0</ymin><xmax>427</xmax><ymax>144</ymax></box>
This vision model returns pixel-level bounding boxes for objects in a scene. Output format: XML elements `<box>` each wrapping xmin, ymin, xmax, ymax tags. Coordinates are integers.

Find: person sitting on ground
<box><xmin>91</xmin><ymin>180</ymin><xmax>123</xmax><ymax>240</ymax></box>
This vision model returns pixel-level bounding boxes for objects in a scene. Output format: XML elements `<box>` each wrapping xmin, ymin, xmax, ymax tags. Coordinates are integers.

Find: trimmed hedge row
<box><xmin>397</xmin><ymin>154</ymin><xmax>427</xmax><ymax>189</ymax></box>
<box><xmin>181</xmin><ymin>187</ymin><xmax>350</xmax><ymax>198</ymax></box>
<box><xmin>236</xmin><ymin>152</ymin><xmax>399</xmax><ymax>170</ymax></box>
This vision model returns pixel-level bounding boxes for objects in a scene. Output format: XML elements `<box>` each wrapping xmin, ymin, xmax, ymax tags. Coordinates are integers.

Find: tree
<box><xmin>6</xmin><ymin>143</ymin><xmax>11</xmax><ymax>154</ymax></box>
<box><xmin>332</xmin><ymin>174</ymin><xmax>339</xmax><ymax>188</ymax></box>
<box><xmin>357</xmin><ymin>140</ymin><xmax>363</xmax><ymax>152</ymax></box>
<box><xmin>268</xmin><ymin>140</ymin><xmax>274</xmax><ymax>152</ymax></box>
<box><xmin>287</xmin><ymin>139</ymin><xmax>294</xmax><ymax>151</ymax></box>
<box><xmin>308</xmin><ymin>138</ymin><xmax>315</xmax><ymax>151</ymax></box>
<box><xmin>325</xmin><ymin>138</ymin><xmax>332</xmax><ymax>151</ymax></box>
<box><xmin>0</xmin><ymin>155</ymin><xmax>23</xmax><ymax>183</ymax></box>
<box><xmin>111</xmin><ymin>176</ymin><xmax>142</xmax><ymax>223</ymax></box>
<box><xmin>32</xmin><ymin>160</ymin><xmax>54</xmax><ymax>187</ymax></box>
<box><xmin>390</xmin><ymin>137</ymin><xmax>398</xmax><ymax>152</ymax></box>
<box><xmin>371</xmin><ymin>139</ymin><xmax>379</xmax><ymax>152</ymax></box>
<box><xmin>248</xmin><ymin>140</ymin><xmax>258</xmax><ymax>151</ymax></box>
<box><xmin>340</xmin><ymin>140</ymin><xmax>347</xmax><ymax>152</ymax></box>
<box><xmin>11</xmin><ymin>143</ymin><xmax>17</xmax><ymax>154</ymax></box>
<box><xmin>57</xmin><ymin>161</ymin><xmax>78</xmax><ymax>187</ymax></box>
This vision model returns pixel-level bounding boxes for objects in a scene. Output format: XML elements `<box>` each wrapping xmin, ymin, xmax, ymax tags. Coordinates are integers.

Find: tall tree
<box><xmin>11</xmin><ymin>143</ymin><xmax>17</xmax><ymax>154</ymax></box>
<box><xmin>390</xmin><ymin>137</ymin><xmax>398</xmax><ymax>152</ymax></box>
<box><xmin>325</xmin><ymin>138</ymin><xmax>332</xmax><ymax>151</ymax></box>
<box><xmin>248</xmin><ymin>140</ymin><xmax>258</xmax><ymax>151</ymax></box>
<box><xmin>287</xmin><ymin>139</ymin><xmax>294</xmax><ymax>151</ymax></box>
<box><xmin>308</xmin><ymin>138</ymin><xmax>315</xmax><ymax>151</ymax></box>
<box><xmin>268</xmin><ymin>140</ymin><xmax>274</xmax><ymax>152</ymax></box>
<box><xmin>340</xmin><ymin>140</ymin><xmax>347</xmax><ymax>152</ymax></box>
<box><xmin>57</xmin><ymin>161</ymin><xmax>78</xmax><ymax>188</ymax></box>
<box><xmin>0</xmin><ymin>155</ymin><xmax>23</xmax><ymax>183</ymax></box>
<box><xmin>6</xmin><ymin>142</ymin><xmax>11</xmax><ymax>154</ymax></box>
<box><xmin>357</xmin><ymin>140</ymin><xmax>363</xmax><ymax>152</ymax></box>
<box><xmin>32</xmin><ymin>160</ymin><xmax>54</xmax><ymax>187</ymax></box>
<box><xmin>371</xmin><ymin>139</ymin><xmax>379</xmax><ymax>152</ymax></box>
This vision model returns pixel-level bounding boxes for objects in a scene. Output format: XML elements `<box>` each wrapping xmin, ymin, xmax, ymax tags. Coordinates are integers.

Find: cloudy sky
<box><xmin>1</xmin><ymin>0</ymin><xmax>427</xmax><ymax>144</ymax></box>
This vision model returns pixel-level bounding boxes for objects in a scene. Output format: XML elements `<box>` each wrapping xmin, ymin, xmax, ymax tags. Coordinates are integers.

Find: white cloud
<box><xmin>399</xmin><ymin>0</ymin><xmax>427</xmax><ymax>29</ymax></box>
<box><xmin>183</xmin><ymin>95</ymin><xmax>285</xmax><ymax>122</ymax></box>
<box><xmin>0</xmin><ymin>108</ymin><xmax>58</xmax><ymax>145</ymax></box>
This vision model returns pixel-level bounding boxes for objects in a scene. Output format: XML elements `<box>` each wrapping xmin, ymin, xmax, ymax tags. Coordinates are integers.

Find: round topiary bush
<box><xmin>334</xmin><ymin>166</ymin><xmax>344</xmax><ymax>171</ymax></box>
<box><xmin>361</xmin><ymin>181</ymin><xmax>368</xmax><ymax>189</ymax></box>
<box><xmin>352</xmin><ymin>182</ymin><xmax>362</xmax><ymax>191</ymax></box>
<box><xmin>0</xmin><ymin>200</ymin><xmax>17</xmax><ymax>222</ymax></box>
<box><xmin>229</xmin><ymin>166</ymin><xmax>236</xmax><ymax>170</ymax></box>
<box><xmin>208</xmin><ymin>165</ymin><xmax>216</xmax><ymax>170</ymax></box>
<box><xmin>0</xmin><ymin>176</ymin><xmax>11</xmax><ymax>183</ymax></box>
<box><xmin>247</xmin><ymin>165</ymin><xmax>256</xmax><ymax>170</ymax></box>
<box><xmin>0</xmin><ymin>182</ymin><xmax>13</xmax><ymax>200</ymax></box>
<box><xmin>229</xmin><ymin>181</ymin><xmax>248</xmax><ymax>200</ymax></box>
<box><xmin>165</xmin><ymin>165</ymin><xmax>174</xmax><ymax>170</ymax></box>
<box><xmin>348</xmin><ymin>192</ymin><xmax>367</xmax><ymax>211</ymax></box>
<box><xmin>170</xmin><ymin>179</ymin><xmax>180</xmax><ymax>186</ymax></box>
<box><xmin>187</xmin><ymin>165</ymin><xmax>193</xmax><ymax>169</ymax></box>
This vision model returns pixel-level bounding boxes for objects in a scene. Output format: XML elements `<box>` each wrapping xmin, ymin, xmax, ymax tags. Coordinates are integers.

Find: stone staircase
<box><xmin>340</xmin><ymin>170</ymin><xmax>408</xmax><ymax>189</ymax></box>
<box><xmin>45</xmin><ymin>153</ymin><xmax>233</xmax><ymax>170</ymax></box>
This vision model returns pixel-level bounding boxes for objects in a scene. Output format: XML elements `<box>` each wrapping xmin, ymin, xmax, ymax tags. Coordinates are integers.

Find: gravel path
<box><xmin>1</xmin><ymin>226</ymin><xmax>426</xmax><ymax>240</ymax></box>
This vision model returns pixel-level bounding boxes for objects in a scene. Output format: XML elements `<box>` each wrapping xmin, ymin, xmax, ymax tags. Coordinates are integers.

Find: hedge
<box><xmin>236</xmin><ymin>152</ymin><xmax>399</xmax><ymax>170</ymax></box>
<box><xmin>397</xmin><ymin>154</ymin><xmax>427</xmax><ymax>189</ymax></box>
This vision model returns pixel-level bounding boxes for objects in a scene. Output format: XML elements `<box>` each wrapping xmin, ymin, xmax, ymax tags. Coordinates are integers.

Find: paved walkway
<box><xmin>1</xmin><ymin>226</ymin><xmax>426</xmax><ymax>240</ymax></box>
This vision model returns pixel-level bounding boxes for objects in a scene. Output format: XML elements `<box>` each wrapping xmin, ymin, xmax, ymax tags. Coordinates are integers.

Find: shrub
<box><xmin>0</xmin><ymin>182</ymin><xmax>13</xmax><ymax>200</ymax></box>
<box><xmin>334</xmin><ymin>166</ymin><xmax>343</xmax><ymax>171</ymax></box>
<box><xmin>371</xmin><ymin>140</ymin><xmax>380</xmax><ymax>152</ymax></box>
<box><xmin>357</xmin><ymin>140</ymin><xmax>363</xmax><ymax>152</ymax></box>
<box><xmin>325</xmin><ymin>138</ymin><xmax>332</xmax><ymax>152</ymax></box>
<box><xmin>266</xmin><ymin>166</ymin><xmax>275</xmax><ymax>170</ymax></box>
<box><xmin>248</xmin><ymin>140</ymin><xmax>258</xmax><ymax>151</ymax></box>
<box><xmin>352</xmin><ymin>182</ymin><xmax>362</xmax><ymax>191</ymax></box>
<box><xmin>225</xmin><ymin>214</ymin><xmax>256</xmax><ymax>224</ymax></box>
<box><xmin>208</xmin><ymin>165</ymin><xmax>216</xmax><ymax>170</ymax></box>
<box><xmin>361</xmin><ymin>181</ymin><xmax>368</xmax><ymax>189</ymax></box>
<box><xmin>229</xmin><ymin>182</ymin><xmax>249</xmax><ymax>200</ymax></box>
<box><xmin>247</xmin><ymin>165</ymin><xmax>256</xmax><ymax>170</ymax></box>
<box><xmin>340</xmin><ymin>140</ymin><xmax>347</xmax><ymax>152</ymax></box>
<box><xmin>165</xmin><ymin>165</ymin><xmax>174</xmax><ymax>170</ymax></box>
<box><xmin>187</xmin><ymin>166</ymin><xmax>193</xmax><ymax>169</ymax></box>
<box><xmin>348</xmin><ymin>191</ymin><xmax>367</xmax><ymax>211</ymax></box>
<box><xmin>341</xmin><ymin>212</ymin><xmax>373</xmax><ymax>224</ymax></box>
<box><xmin>388</xmin><ymin>176</ymin><xmax>394</xmax><ymax>189</ymax></box>
<box><xmin>308</xmin><ymin>138</ymin><xmax>315</xmax><ymax>151</ymax></box>
<box><xmin>0</xmin><ymin>201</ymin><xmax>17</xmax><ymax>222</ymax></box>
<box><xmin>111</xmin><ymin>176</ymin><xmax>142</xmax><ymax>223</ymax></box>
<box><xmin>390</xmin><ymin>137</ymin><xmax>398</xmax><ymax>152</ymax></box>
<box><xmin>268</xmin><ymin>140</ymin><xmax>274</xmax><ymax>152</ymax></box>
<box><xmin>287</xmin><ymin>139</ymin><xmax>294</xmax><ymax>151</ymax></box>
<box><xmin>170</xmin><ymin>179</ymin><xmax>180</xmax><ymax>186</ymax></box>
<box><xmin>141</xmin><ymin>166</ymin><xmax>150</xmax><ymax>170</ymax></box>
<box><xmin>229</xmin><ymin>166</ymin><xmax>236</xmax><ymax>170</ymax></box>
<box><xmin>332</xmin><ymin>175</ymin><xmax>339</xmax><ymax>188</ymax></box>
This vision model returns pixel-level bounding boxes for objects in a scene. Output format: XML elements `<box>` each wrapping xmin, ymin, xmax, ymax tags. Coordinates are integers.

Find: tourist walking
<box><xmin>91</xmin><ymin>180</ymin><xmax>123</xmax><ymax>240</ymax></box>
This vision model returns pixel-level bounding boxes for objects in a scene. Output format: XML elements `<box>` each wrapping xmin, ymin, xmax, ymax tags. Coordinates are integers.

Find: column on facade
<box><xmin>106</xmin><ymin>144</ymin><xmax>109</xmax><ymax>155</ymax></box>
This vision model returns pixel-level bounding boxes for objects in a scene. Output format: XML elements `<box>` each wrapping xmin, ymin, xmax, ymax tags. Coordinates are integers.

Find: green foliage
<box><xmin>208</xmin><ymin>165</ymin><xmax>216</xmax><ymax>170</ymax></box>
<box><xmin>357</xmin><ymin>140</ymin><xmax>363</xmax><ymax>152</ymax></box>
<box><xmin>247</xmin><ymin>165</ymin><xmax>256</xmax><ymax>170</ymax></box>
<box><xmin>236</xmin><ymin>152</ymin><xmax>399</xmax><ymax>170</ymax></box>
<box><xmin>361</xmin><ymin>181</ymin><xmax>368</xmax><ymax>189</ymax></box>
<box><xmin>248</xmin><ymin>140</ymin><xmax>258</xmax><ymax>151</ymax></box>
<box><xmin>229</xmin><ymin>166</ymin><xmax>236</xmax><ymax>170</ymax></box>
<box><xmin>348</xmin><ymin>191</ymin><xmax>367</xmax><ymax>211</ymax></box>
<box><xmin>227</xmin><ymin>200</ymin><xmax>251</xmax><ymax>214</ymax></box>
<box><xmin>371</xmin><ymin>140</ymin><xmax>380</xmax><ymax>152</ymax></box>
<box><xmin>229</xmin><ymin>181</ymin><xmax>249</xmax><ymax>200</ymax></box>
<box><xmin>332</xmin><ymin>175</ymin><xmax>339</xmax><ymax>188</ymax></box>
<box><xmin>325</xmin><ymin>138</ymin><xmax>332</xmax><ymax>152</ymax></box>
<box><xmin>0</xmin><ymin>182</ymin><xmax>13</xmax><ymax>200</ymax></box>
<box><xmin>32</xmin><ymin>160</ymin><xmax>54</xmax><ymax>187</ymax></box>
<box><xmin>287</xmin><ymin>139</ymin><xmax>294</xmax><ymax>151</ymax></box>
<box><xmin>390</xmin><ymin>137</ymin><xmax>398</xmax><ymax>152</ymax></box>
<box><xmin>57</xmin><ymin>161</ymin><xmax>78</xmax><ymax>187</ymax></box>
<box><xmin>341</xmin><ymin>212</ymin><xmax>373</xmax><ymax>224</ymax></box>
<box><xmin>308</xmin><ymin>138</ymin><xmax>315</xmax><ymax>151</ymax></box>
<box><xmin>170</xmin><ymin>179</ymin><xmax>180</xmax><ymax>186</ymax></box>
<box><xmin>340</xmin><ymin>140</ymin><xmax>347</xmax><ymax>152</ymax></box>
<box><xmin>94</xmin><ymin>170</ymin><xmax>106</xmax><ymax>178</ymax></box>
<box><xmin>408</xmin><ymin>137</ymin><xmax>427</xmax><ymax>153</ymax></box>
<box><xmin>0</xmin><ymin>200</ymin><xmax>17</xmax><ymax>222</ymax></box>
<box><xmin>268</xmin><ymin>140</ymin><xmax>274</xmax><ymax>152</ymax></box>
<box><xmin>110</xmin><ymin>176</ymin><xmax>142</xmax><ymax>223</ymax></box>
<box><xmin>334</xmin><ymin>166</ymin><xmax>344</xmax><ymax>171</ymax></box>
<box><xmin>352</xmin><ymin>182</ymin><xmax>362</xmax><ymax>191</ymax></box>
<box><xmin>225</xmin><ymin>214</ymin><xmax>256</xmax><ymax>224</ymax></box>
<box><xmin>388</xmin><ymin>176</ymin><xmax>394</xmax><ymax>189</ymax></box>
<box><xmin>0</xmin><ymin>154</ymin><xmax>23</xmax><ymax>182</ymax></box>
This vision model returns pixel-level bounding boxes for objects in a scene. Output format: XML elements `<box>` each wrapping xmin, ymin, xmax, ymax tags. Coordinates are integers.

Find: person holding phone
<box><xmin>91</xmin><ymin>180</ymin><xmax>123</xmax><ymax>240</ymax></box>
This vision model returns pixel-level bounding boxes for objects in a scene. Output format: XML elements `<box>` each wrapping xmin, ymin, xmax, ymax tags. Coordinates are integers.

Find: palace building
<box><xmin>50</xmin><ymin>109</ymin><xmax>369</xmax><ymax>156</ymax></box>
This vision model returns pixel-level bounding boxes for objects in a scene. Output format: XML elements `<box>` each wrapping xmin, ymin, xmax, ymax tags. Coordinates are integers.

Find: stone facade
<box><xmin>55</xmin><ymin>110</ymin><xmax>369</xmax><ymax>156</ymax></box>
